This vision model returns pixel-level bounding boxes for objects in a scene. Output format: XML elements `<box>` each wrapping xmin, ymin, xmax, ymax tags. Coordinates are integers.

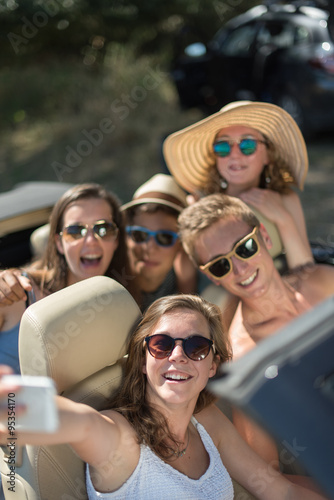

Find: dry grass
<box><xmin>0</xmin><ymin>51</ymin><xmax>204</xmax><ymax>203</ymax></box>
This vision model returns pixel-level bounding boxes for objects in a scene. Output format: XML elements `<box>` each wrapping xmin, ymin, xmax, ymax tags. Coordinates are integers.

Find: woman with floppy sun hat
<box><xmin>163</xmin><ymin>100</ymin><xmax>314</xmax><ymax>271</ymax></box>
<box><xmin>0</xmin><ymin>295</ymin><xmax>329</xmax><ymax>499</ymax></box>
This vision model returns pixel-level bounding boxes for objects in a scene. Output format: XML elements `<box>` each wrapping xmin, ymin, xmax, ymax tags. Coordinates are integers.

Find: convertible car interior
<box><xmin>0</xmin><ymin>275</ymin><xmax>260</xmax><ymax>500</ymax></box>
<box><xmin>0</xmin><ymin>276</ymin><xmax>141</xmax><ymax>500</ymax></box>
<box><xmin>0</xmin><ymin>182</ymin><xmax>72</xmax><ymax>268</ymax></box>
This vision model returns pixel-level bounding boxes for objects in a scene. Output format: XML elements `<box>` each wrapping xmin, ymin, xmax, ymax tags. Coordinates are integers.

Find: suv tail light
<box><xmin>308</xmin><ymin>55</ymin><xmax>334</xmax><ymax>74</ymax></box>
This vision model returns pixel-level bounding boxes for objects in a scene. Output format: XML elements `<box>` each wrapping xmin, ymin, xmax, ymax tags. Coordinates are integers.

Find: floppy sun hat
<box><xmin>163</xmin><ymin>101</ymin><xmax>309</xmax><ymax>194</ymax></box>
<box><xmin>121</xmin><ymin>173</ymin><xmax>188</xmax><ymax>213</ymax></box>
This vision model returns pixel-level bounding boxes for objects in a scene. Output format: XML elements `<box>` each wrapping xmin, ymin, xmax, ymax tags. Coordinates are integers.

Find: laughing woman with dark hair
<box><xmin>0</xmin><ymin>183</ymin><xmax>136</xmax><ymax>373</ymax></box>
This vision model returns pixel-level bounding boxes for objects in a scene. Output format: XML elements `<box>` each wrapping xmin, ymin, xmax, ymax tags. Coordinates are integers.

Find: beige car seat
<box><xmin>0</xmin><ymin>276</ymin><xmax>141</xmax><ymax>500</ymax></box>
<box><xmin>29</xmin><ymin>223</ymin><xmax>50</xmax><ymax>260</ymax></box>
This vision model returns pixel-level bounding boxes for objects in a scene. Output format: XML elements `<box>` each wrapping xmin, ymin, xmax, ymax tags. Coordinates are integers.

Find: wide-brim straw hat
<box><xmin>163</xmin><ymin>101</ymin><xmax>308</xmax><ymax>193</ymax></box>
<box><xmin>121</xmin><ymin>173</ymin><xmax>187</xmax><ymax>213</ymax></box>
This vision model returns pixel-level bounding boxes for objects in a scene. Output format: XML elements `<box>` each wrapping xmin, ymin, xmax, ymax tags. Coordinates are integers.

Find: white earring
<box><xmin>220</xmin><ymin>179</ymin><xmax>228</xmax><ymax>189</ymax></box>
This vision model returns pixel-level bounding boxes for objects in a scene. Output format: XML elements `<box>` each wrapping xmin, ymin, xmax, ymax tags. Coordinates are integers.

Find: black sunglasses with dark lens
<box><xmin>144</xmin><ymin>334</ymin><xmax>214</xmax><ymax>361</ymax></box>
<box><xmin>200</xmin><ymin>227</ymin><xmax>259</xmax><ymax>279</ymax></box>
<box><xmin>126</xmin><ymin>226</ymin><xmax>179</xmax><ymax>247</ymax></box>
<box><xmin>60</xmin><ymin>220</ymin><xmax>118</xmax><ymax>242</ymax></box>
<box><xmin>213</xmin><ymin>138</ymin><xmax>266</xmax><ymax>157</ymax></box>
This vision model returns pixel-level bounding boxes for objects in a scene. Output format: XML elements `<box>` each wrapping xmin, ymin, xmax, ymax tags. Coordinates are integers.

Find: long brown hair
<box><xmin>110</xmin><ymin>294</ymin><xmax>232</xmax><ymax>459</ymax></box>
<box><xmin>27</xmin><ymin>183</ymin><xmax>136</xmax><ymax>296</ymax></box>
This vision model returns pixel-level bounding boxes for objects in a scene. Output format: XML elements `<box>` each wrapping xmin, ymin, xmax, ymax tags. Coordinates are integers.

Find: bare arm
<box><xmin>240</xmin><ymin>189</ymin><xmax>313</xmax><ymax>269</ymax></box>
<box><xmin>232</xmin><ymin>406</ymin><xmax>280</xmax><ymax>469</ymax></box>
<box><xmin>297</xmin><ymin>264</ymin><xmax>334</xmax><ymax>303</ymax></box>
<box><xmin>280</xmin><ymin>191</ymin><xmax>314</xmax><ymax>268</ymax></box>
<box><xmin>0</xmin><ymin>387</ymin><xmax>121</xmax><ymax>468</ymax></box>
<box><xmin>0</xmin><ymin>269</ymin><xmax>32</xmax><ymax>306</ymax></box>
<box><xmin>198</xmin><ymin>404</ymin><xmax>329</xmax><ymax>500</ymax></box>
<box><xmin>0</xmin><ymin>372</ymin><xmax>139</xmax><ymax>493</ymax></box>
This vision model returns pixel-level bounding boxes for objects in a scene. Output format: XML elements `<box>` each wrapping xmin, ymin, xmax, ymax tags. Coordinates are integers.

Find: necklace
<box><xmin>173</xmin><ymin>428</ymin><xmax>190</xmax><ymax>458</ymax></box>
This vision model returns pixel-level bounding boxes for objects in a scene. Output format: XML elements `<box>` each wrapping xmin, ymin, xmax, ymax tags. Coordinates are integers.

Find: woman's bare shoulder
<box><xmin>302</xmin><ymin>263</ymin><xmax>334</xmax><ymax>299</ymax></box>
<box><xmin>100</xmin><ymin>408</ymin><xmax>128</xmax><ymax>424</ymax></box>
<box><xmin>100</xmin><ymin>409</ymin><xmax>137</xmax><ymax>437</ymax></box>
<box><xmin>196</xmin><ymin>404</ymin><xmax>232</xmax><ymax>436</ymax></box>
<box><xmin>281</xmin><ymin>188</ymin><xmax>302</xmax><ymax>206</ymax></box>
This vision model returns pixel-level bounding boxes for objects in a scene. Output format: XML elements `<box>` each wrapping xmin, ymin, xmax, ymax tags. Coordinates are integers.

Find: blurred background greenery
<box><xmin>0</xmin><ymin>0</ymin><xmax>259</xmax><ymax>200</ymax></box>
<box><xmin>0</xmin><ymin>0</ymin><xmax>333</xmax><ymax>246</ymax></box>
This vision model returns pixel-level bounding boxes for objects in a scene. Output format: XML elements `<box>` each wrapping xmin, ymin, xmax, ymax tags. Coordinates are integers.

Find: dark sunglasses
<box><xmin>200</xmin><ymin>227</ymin><xmax>260</xmax><ymax>279</ymax></box>
<box><xmin>126</xmin><ymin>226</ymin><xmax>179</xmax><ymax>247</ymax></box>
<box><xmin>213</xmin><ymin>138</ymin><xmax>267</xmax><ymax>157</ymax></box>
<box><xmin>145</xmin><ymin>334</ymin><xmax>215</xmax><ymax>361</ymax></box>
<box><xmin>60</xmin><ymin>220</ymin><xmax>119</xmax><ymax>242</ymax></box>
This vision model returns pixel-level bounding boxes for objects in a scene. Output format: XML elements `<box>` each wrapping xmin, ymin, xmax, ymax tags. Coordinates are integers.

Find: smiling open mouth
<box><xmin>228</xmin><ymin>164</ymin><xmax>245</xmax><ymax>171</ymax></box>
<box><xmin>240</xmin><ymin>270</ymin><xmax>257</xmax><ymax>286</ymax></box>
<box><xmin>80</xmin><ymin>255</ymin><xmax>102</xmax><ymax>265</ymax></box>
<box><xmin>163</xmin><ymin>373</ymin><xmax>191</xmax><ymax>381</ymax></box>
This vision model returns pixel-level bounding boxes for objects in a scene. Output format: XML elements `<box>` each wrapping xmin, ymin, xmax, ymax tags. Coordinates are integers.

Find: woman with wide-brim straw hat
<box><xmin>163</xmin><ymin>101</ymin><xmax>314</xmax><ymax>271</ymax></box>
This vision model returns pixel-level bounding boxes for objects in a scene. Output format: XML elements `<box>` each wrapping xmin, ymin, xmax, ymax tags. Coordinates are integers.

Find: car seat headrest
<box><xmin>30</xmin><ymin>223</ymin><xmax>50</xmax><ymax>259</ymax></box>
<box><xmin>19</xmin><ymin>276</ymin><xmax>141</xmax><ymax>393</ymax></box>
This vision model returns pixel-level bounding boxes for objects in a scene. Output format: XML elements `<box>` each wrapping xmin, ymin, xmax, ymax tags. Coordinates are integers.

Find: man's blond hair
<box><xmin>178</xmin><ymin>194</ymin><xmax>260</xmax><ymax>264</ymax></box>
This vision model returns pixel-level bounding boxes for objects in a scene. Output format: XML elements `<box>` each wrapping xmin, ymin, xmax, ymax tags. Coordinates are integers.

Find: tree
<box><xmin>1</xmin><ymin>0</ymin><xmax>258</xmax><ymax>65</ymax></box>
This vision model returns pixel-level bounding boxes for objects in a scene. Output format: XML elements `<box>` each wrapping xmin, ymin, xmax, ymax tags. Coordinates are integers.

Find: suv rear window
<box><xmin>220</xmin><ymin>24</ymin><xmax>258</xmax><ymax>56</ymax></box>
<box><xmin>257</xmin><ymin>21</ymin><xmax>296</xmax><ymax>48</ymax></box>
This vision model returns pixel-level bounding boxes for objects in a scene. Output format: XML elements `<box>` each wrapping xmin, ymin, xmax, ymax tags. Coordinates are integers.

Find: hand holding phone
<box><xmin>1</xmin><ymin>375</ymin><xmax>59</xmax><ymax>433</ymax></box>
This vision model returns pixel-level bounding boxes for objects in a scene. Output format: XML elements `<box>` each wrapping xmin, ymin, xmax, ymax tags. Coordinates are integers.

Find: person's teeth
<box><xmin>164</xmin><ymin>374</ymin><xmax>189</xmax><ymax>380</ymax></box>
<box><xmin>241</xmin><ymin>271</ymin><xmax>257</xmax><ymax>286</ymax></box>
<box><xmin>82</xmin><ymin>254</ymin><xmax>100</xmax><ymax>260</ymax></box>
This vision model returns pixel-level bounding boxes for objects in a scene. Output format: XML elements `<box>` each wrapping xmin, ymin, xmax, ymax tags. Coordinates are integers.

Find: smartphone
<box><xmin>1</xmin><ymin>375</ymin><xmax>59</xmax><ymax>433</ymax></box>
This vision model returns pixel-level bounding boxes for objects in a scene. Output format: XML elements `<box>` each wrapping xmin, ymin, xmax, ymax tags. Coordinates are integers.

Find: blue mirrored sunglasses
<box><xmin>126</xmin><ymin>226</ymin><xmax>179</xmax><ymax>247</ymax></box>
<box><xmin>213</xmin><ymin>138</ymin><xmax>267</xmax><ymax>157</ymax></box>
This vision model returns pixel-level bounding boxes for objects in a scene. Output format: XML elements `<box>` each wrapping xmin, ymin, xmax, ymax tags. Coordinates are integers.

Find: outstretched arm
<box><xmin>0</xmin><ymin>369</ymin><xmax>139</xmax><ymax>493</ymax></box>
<box><xmin>0</xmin><ymin>374</ymin><xmax>120</xmax><ymax>467</ymax></box>
<box><xmin>240</xmin><ymin>189</ymin><xmax>313</xmax><ymax>269</ymax></box>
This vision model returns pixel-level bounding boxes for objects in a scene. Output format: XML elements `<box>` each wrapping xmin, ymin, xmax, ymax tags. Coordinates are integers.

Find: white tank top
<box><xmin>86</xmin><ymin>417</ymin><xmax>234</xmax><ymax>500</ymax></box>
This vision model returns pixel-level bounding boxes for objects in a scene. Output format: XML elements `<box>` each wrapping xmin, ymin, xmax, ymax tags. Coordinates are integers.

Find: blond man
<box><xmin>178</xmin><ymin>193</ymin><xmax>334</xmax><ymax>477</ymax></box>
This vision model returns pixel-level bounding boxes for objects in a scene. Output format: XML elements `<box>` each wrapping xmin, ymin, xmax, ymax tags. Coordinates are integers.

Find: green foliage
<box><xmin>0</xmin><ymin>0</ymin><xmax>258</xmax><ymax>198</ymax></box>
<box><xmin>1</xmin><ymin>0</ymin><xmax>258</xmax><ymax>64</ymax></box>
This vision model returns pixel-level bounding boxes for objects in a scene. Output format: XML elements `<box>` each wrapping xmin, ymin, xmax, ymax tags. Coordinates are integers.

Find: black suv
<box><xmin>171</xmin><ymin>3</ymin><xmax>334</xmax><ymax>135</ymax></box>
